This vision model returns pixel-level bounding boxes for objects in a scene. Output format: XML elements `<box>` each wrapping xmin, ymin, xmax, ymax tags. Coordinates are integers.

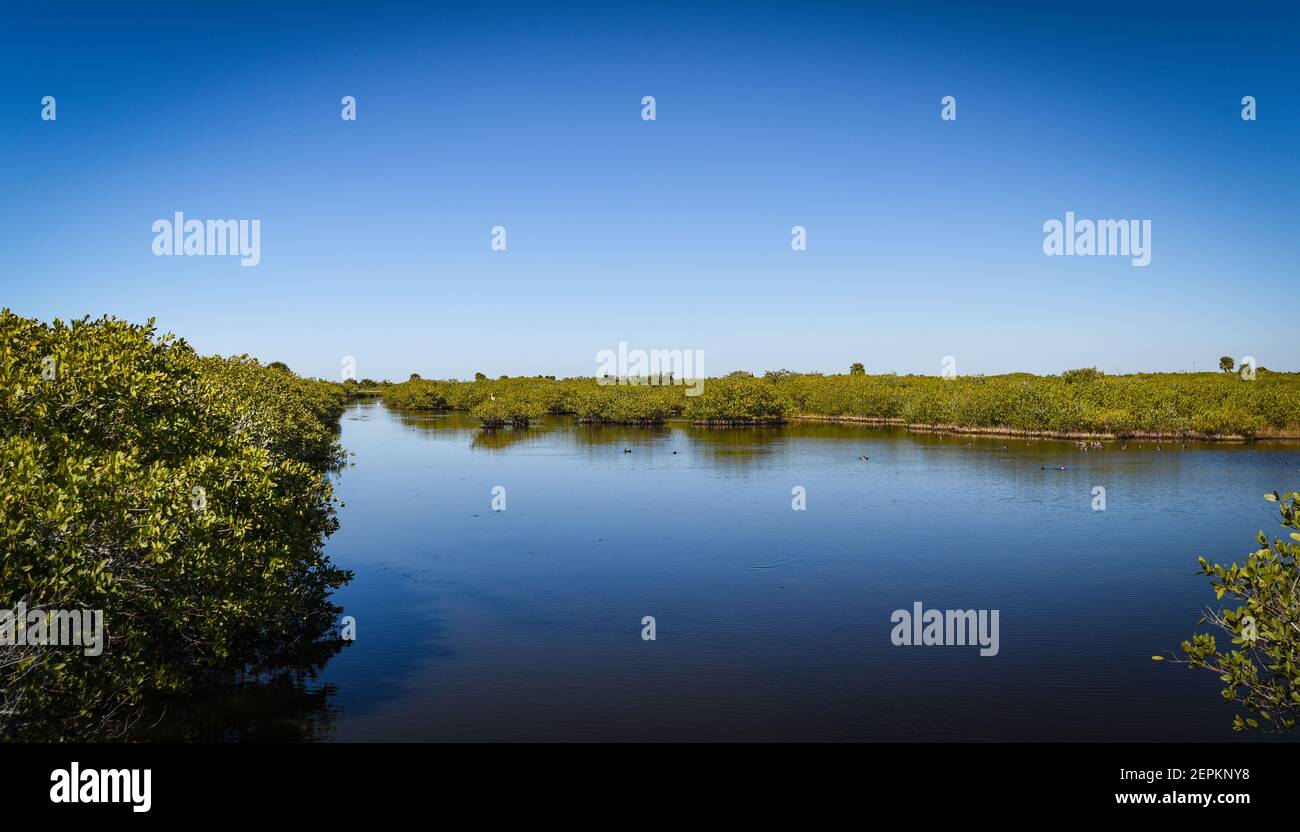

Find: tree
<box><xmin>266</xmin><ymin>361</ymin><xmax>291</xmax><ymax>373</ymax></box>
<box><xmin>474</xmin><ymin>372</ymin><xmax>488</xmax><ymax>381</ymax></box>
<box><xmin>0</xmin><ymin>312</ymin><xmax>351</xmax><ymax>739</ymax></box>
<box><xmin>682</xmin><ymin>375</ymin><xmax>789</xmax><ymax>424</ymax></box>
<box><xmin>1060</xmin><ymin>367</ymin><xmax>1103</xmax><ymax>384</ymax></box>
<box><xmin>1219</xmin><ymin>356</ymin><xmax>1235</xmax><ymax>372</ymax></box>
<box><xmin>409</xmin><ymin>372</ymin><xmax>421</xmax><ymax>380</ymax></box>
<box><xmin>849</xmin><ymin>362</ymin><xmax>865</xmax><ymax>376</ymax></box>
<box><xmin>1170</xmin><ymin>490</ymin><xmax>1300</xmax><ymax>732</ymax></box>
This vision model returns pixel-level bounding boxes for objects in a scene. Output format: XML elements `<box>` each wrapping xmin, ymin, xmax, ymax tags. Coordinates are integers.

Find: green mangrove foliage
<box><xmin>773</xmin><ymin>371</ymin><xmax>1299</xmax><ymax>436</ymax></box>
<box><xmin>470</xmin><ymin>390</ymin><xmax>547</xmax><ymax>428</ymax></box>
<box><xmin>382</xmin><ymin>369</ymin><xmax>1300</xmax><ymax>437</ymax></box>
<box><xmin>681</xmin><ymin>376</ymin><xmax>790</xmax><ymax>424</ymax></box>
<box><xmin>571</xmin><ymin>384</ymin><xmax>680</xmax><ymax>424</ymax></box>
<box><xmin>340</xmin><ymin>378</ymin><xmax>391</xmax><ymax>398</ymax></box>
<box><xmin>1175</xmin><ymin>491</ymin><xmax>1300</xmax><ymax>732</ymax></box>
<box><xmin>0</xmin><ymin>311</ymin><xmax>352</xmax><ymax>740</ymax></box>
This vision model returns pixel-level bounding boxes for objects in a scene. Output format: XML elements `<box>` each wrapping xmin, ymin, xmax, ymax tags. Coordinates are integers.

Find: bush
<box><xmin>380</xmin><ymin>370</ymin><xmax>1300</xmax><ymax>437</ymax></box>
<box><xmin>382</xmin><ymin>378</ymin><xmax>450</xmax><ymax>410</ymax></box>
<box><xmin>683</xmin><ymin>376</ymin><xmax>790</xmax><ymax>424</ymax></box>
<box><xmin>0</xmin><ymin>311</ymin><xmax>351</xmax><ymax>740</ymax></box>
<box><xmin>571</xmin><ymin>384</ymin><xmax>681</xmax><ymax>424</ymax></box>
<box><xmin>1060</xmin><ymin>367</ymin><xmax>1103</xmax><ymax>384</ymax></box>
<box><xmin>470</xmin><ymin>388</ymin><xmax>546</xmax><ymax>427</ymax></box>
<box><xmin>1175</xmin><ymin>490</ymin><xmax>1300</xmax><ymax>732</ymax></box>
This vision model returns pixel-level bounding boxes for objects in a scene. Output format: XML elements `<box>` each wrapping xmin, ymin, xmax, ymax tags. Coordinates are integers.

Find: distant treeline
<box><xmin>382</xmin><ymin>369</ymin><xmax>1300</xmax><ymax>438</ymax></box>
<box><xmin>341</xmin><ymin>378</ymin><xmax>392</xmax><ymax>397</ymax></box>
<box><xmin>0</xmin><ymin>311</ymin><xmax>353</xmax><ymax>740</ymax></box>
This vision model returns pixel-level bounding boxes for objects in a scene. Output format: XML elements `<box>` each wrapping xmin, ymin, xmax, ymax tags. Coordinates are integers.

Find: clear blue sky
<box><xmin>2</xmin><ymin>1</ymin><xmax>1296</xmax><ymax>380</ymax></box>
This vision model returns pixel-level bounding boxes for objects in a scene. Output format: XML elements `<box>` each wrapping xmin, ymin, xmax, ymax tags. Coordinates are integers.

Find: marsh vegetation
<box><xmin>383</xmin><ymin>369</ymin><xmax>1300</xmax><ymax>439</ymax></box>
<box><xmin>4</xmin><ymin>309</ymin><xmax>1298</xmax><ymax>740</ymax></box>
<box><xmin>0</xmin><ymin>311</ymin><xmax>353</xmax><ymax>740</ymax></box>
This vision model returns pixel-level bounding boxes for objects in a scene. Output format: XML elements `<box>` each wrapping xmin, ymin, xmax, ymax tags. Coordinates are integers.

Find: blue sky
<box><xmin>2</xmin><ymin>1</ymin><xmax>1296</xmax><ymax>380</ymax></box>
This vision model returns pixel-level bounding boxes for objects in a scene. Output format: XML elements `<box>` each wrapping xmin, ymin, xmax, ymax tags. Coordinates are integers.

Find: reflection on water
<box><xmin>136</xmin><ymin>640</ymin><xmax>348</xmax><ymax>742</ymax></box>
<box><xmin>232</xmin><ymin>401</ymin><xmax>1300</xmax><ymax>741</ymax></box>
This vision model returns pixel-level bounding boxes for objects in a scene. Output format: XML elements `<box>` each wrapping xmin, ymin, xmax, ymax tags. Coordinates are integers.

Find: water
<box><xmin>283</xmin><ymin>400</ymin><xmax>1300</xmax><ymax>741</ymax></box>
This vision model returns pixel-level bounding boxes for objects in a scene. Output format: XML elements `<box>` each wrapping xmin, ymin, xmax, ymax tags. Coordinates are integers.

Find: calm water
<box><xmin>265</xmin><ymin>400</ymin><xmax>1300</xmax><ymax>741</ymax></box>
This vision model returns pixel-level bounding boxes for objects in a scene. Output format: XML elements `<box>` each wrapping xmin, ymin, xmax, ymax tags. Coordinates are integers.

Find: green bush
<box><xmin>470</xmin><ymin>389</ymin><xmax>546</xmax><ymax>427</ymax></box>
<box><xmin>1060</xmin><ymin>367</ymin><xmax>1104</xmax><ymax>384</ymax></box>
<box><xmin>571</xmin><ymin>383</ymin><xmax>681</xmax><ymax>424</ymax></box>
<box><xmin>382</xmin><ymin>378</ymin><xmax>450</xmax><ymax>410</ymax></box>
<box><xmin>1175</xmin><ymin>490</ymin><xmax>1300</xmax><ymax>732</ymax></box>
<box><xmin>0</xmin><ymin>311</ymin><xmax>351</xmax><ymax>740</ymax></box>
<box><xmin>380</xmin><ymin>369</ymin><xmax>1300</xmax><ymax>437</ymax></box>
<box><xmin>682</xmin><ymin>376</ymin><xmax>790</xmax><ymax>424</ymax></box>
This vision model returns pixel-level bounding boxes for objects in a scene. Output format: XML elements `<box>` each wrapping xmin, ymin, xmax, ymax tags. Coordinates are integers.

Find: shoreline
<box><xmin>375</xmin><ymin>402</ymin><xmax>1300</xmax><ymax>442</ymax></box>
<box><xmin>787</xmin><ymin>414</ymin><xmax>1300</xmax><ymax>442</ymax></box>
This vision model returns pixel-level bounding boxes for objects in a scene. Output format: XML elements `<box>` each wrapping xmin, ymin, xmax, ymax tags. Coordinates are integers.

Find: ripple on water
<box><xmin>742</xmin><ymin>554</ymin><xmax>800</xmax><ymax>570</ymax></box>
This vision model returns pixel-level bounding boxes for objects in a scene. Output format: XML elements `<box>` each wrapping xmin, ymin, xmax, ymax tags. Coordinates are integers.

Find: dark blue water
<box><xmin>305</xmin><ymin>400</ymin><xmax>1300</xmax><ymax>741</ymax></box>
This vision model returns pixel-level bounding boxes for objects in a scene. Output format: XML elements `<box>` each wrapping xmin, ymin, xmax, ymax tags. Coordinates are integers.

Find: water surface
<box><xmin>301</xmin><ymin>401</ymin><xmax>1300</xmax><ymax>741</ymax></box>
